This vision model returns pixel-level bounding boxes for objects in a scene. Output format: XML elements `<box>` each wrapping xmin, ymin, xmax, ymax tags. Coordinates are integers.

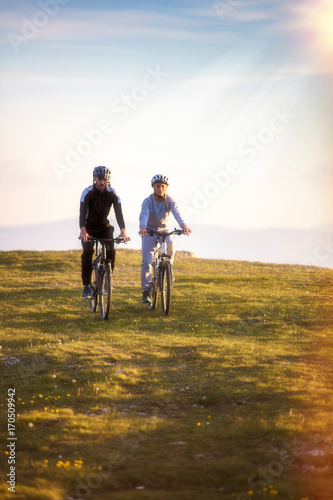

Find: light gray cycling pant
<box><xmin>141</xmin><ymin>234</ymin><xmax>175</xmax><ymax>291</ymax></box>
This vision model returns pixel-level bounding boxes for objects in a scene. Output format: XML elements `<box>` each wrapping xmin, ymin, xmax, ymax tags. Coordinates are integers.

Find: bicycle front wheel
<box><xmin>148</xmin><ymin>261</ymin><xmax>158</xmax><ymax>310</ymax></box>
<box><xmin>89</xmin><ymin>263</ymin><xmax>98</xmax><ymax>313</ymax></box>
<box><xmin>99</xmin><ymin>265</ymin><xmax>112</xmax><ymax>320</ymax></box>
<box><xmin>160</xmin><ymin>261</ymin><xmax>172</xmax><ymax>315</ymax></box>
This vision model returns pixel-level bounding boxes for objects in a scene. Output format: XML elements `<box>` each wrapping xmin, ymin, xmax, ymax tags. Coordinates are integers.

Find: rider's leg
<box><xmin>141</xmin><ymin>234</ymin><xmax>158</xmax><ymax>291</ymax></box>
<box><xmin>166</xmin><ymin>236</ymin><xmax>175</xmax><ymax>264</ymax></box>
<box><xmin>103</xmin><ymin>226</ymin><xmax>115</xmax><ymax>271</ymax></box>
<box><xmin>81</xmin><ymin>239</ymin><xmax>94</xmax><ymax>286</ymax></box>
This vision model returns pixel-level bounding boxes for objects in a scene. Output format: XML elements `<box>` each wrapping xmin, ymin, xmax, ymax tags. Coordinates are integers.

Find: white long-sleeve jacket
<box><xmin>139</xmin><ymin>193</ymin><xmax>186</xmax><ymax>231</ymax></box>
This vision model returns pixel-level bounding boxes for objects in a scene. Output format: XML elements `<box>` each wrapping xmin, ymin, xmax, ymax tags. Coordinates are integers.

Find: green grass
<box><xmin>0</xmin><ymin>249</ymin><xmax>332</xmax><ymax>500</ymax></box>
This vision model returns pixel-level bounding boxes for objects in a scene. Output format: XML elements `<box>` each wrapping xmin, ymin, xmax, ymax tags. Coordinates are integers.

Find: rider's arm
<box><xmin>111</xmin><ymin>192</ymin><xmax>131</xmax><ymax>242</ymax></box>
<box><xmin>119</xmin><ymin>227</ymin><xmax>130</xmax><ymax>242</ymax></box>
<box><xmin>79</xmin><ymin>189</ymin><xmax>91</xmax><ymax>242</ymax></box>
<box><xmin>79</xmin><ymin>196</ymin><xmax>89</xmax><ymax>229</ymax></box>
<box><xmin>181</xmin><ymin>225</ymin><xmax>191</xmax><ymax>235</ymax></box>
<box><xmin>112</xmin><ymin>192</ymin><xmax>126</xmax><ymax>232</ymax></box>
<box><xmin>138</xmin><ymin>197</ymin><xmax>151</xmax><ymax>237</ymax></box>
<box><xmin>79</xmin><ymin>227</ymin><xmax>90</xmax><ymax>242</ymax></box>
<box><xmin>139</xmin><ymin>197</ymin><xmax>150</xmax><ymax>229</ymax></box>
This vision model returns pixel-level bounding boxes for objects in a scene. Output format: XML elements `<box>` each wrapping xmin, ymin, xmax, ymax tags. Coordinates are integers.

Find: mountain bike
<box><xmin>147</xmin><ymin>229</ymin><xmax>183</xmax><ymax>316</ymax></box>
<box><xmin>88</xmin><ymin>237</ymin><xmax>124</xmax><ymax>320</ymax></box>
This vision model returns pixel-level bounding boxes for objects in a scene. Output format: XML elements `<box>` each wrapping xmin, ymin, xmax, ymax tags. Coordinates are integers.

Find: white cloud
<box><xmin>2</xmin><ymin>8</ymin><xmax>228</xmax><ymax>45</ymax></box>
<box><xmin>0</xmin><ymin>70</ymin><xmax>134</xmax><ymax>87</ymax></box>
<box><xmin>0</xmin><ymin>1</ymin><xmax>331</xmax><ymax>232</ymax></box>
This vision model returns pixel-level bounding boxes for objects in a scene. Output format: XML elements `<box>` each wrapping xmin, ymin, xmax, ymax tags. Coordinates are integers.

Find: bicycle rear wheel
<box><xmin>148</xmin><ymin>261</ymin><xmax>158</xmax><ymax>310</ymax></box>
<box><xmin>160</xmin><ymin>261</ymin><xmax>172</xmax><ymax>315</ymax></box>
<box><xmin>88</xmin><ymin>263</ymin><xmax>98</xmax><ymax>313</ymax></box>
<box><xmin>99</xmin><ymin>264</ymin><xmax>112</xmax><ymax>320</ymax></box>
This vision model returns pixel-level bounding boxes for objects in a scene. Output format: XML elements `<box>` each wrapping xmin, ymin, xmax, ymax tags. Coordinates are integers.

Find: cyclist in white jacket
<box><xmin>139</xmin><ymin>174</ymin><xmax>191</xmax><ymax>303</ymax></box>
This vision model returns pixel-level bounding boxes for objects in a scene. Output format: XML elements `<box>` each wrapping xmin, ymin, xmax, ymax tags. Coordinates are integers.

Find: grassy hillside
<box><xmin>0</xmin><ymin>249</ymin><xmax>332</xmax><ymax>500</ymax></box>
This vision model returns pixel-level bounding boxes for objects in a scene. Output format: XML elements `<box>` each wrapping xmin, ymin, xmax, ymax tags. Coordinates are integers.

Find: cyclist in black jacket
<box><xmin>79</xmin><ymin>166</ymin><xmax>130</xmax><ymax>298</ymax></box>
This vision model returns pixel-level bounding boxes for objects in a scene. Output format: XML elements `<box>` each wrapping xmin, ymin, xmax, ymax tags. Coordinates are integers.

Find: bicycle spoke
<box><xmin>88</xmin><ymin>264</ymin><xmax>98</xmax><ymax>313</ymax></box>
<box><xmin>99</xmin><ymin>265</ymin><xmax>112</xmax><ymax>320</ymax></box>
<box><xmin>160</xmin><ymin>261</ymin><xmax>171</xmax><ymax>315</ymax></box>
<box><xmin>149</xmin><ymin>261</ymin><xmax>158</xmax><ymax>310</ymax></box>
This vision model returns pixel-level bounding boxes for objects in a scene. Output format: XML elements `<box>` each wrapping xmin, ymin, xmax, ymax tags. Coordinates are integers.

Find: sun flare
<box><xmin>315</xmin><ymin>3</ymin><xmax>333</xmax><ymax>50</ymax></box>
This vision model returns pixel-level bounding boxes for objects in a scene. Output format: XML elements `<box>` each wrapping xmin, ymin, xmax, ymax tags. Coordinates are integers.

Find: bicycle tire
<box><xmin>88</xmin><ymin>263</ymin><xmax>98</xmax><ymax>313</ymax></box>
<box><xmin>148</xmin><ymin>261</ymin><xmax>158</xmax><ymax>310</ymax></box>
<box><xmin>99</xmin><ymin>265</ymin><xmax>112</xmax><ymax>320</ymax></box>
<box><xmin>160</xmin><ymin>261</ymin><xmax>172</xmax><ymax>315</ymax></box>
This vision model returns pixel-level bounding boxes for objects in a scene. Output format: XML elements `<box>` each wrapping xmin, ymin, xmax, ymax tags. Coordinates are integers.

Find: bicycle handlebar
<box><xmin>148</xmin><ymin>228</ymin><xmax>183</xmax><ymax>237</ymax></box>
<box><xmin>87</xmin><ymin>237</ymin><xmax>126</xmax><ymax>244</ymax></box>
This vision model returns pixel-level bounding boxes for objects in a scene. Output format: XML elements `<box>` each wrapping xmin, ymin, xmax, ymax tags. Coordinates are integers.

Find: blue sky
<box><xmin>0</xmin><ymin>0</ymin><xmax>332</xmax><ymax>237</ymax></box>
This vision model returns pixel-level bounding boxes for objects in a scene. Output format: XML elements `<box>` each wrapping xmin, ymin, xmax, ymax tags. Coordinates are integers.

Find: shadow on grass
<box><xmin>1</xmin><ymin>342</ymin><xmax>324</xmax><ymax>500</ymax></box>
<box><xmin>1</xmin><ymin>252</ymin><xmax>332</xmax><ymax>499</ymax></box>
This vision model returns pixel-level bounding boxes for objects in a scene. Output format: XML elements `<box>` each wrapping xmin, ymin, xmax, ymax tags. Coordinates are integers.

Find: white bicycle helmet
<box><xmin>93</xmin><ymin>166</ymin><xmax>111</xmax><ymax>180</ymax></box>
<box><xmin>151</xmin><ymin>174</ymin><xmax>169</xmax><ymax>187</ymax></box>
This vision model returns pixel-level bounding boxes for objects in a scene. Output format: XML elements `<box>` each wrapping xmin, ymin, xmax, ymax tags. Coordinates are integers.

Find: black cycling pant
<box><xmin>81</xmin><ymin>226</ymin><xmax>115</xmax><ymax>286</ymax></box>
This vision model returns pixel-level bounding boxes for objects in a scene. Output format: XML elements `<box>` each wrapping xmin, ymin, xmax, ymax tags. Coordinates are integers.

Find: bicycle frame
<box><xmin>91</xmin><ymin>237</ymin><xmax>123</xmax><ymax>266</ymax></box>
<box><xmin>149</xmin><ymin>230</ymin><xmax>180</xmax><ymax>281</ymax></box>
<box><xmin>152</xmin><ymin>236</ymin><xmax>172</xmax><ymax>283</ymax></box>
<box><xmin>91</xmin><ymin>240</ymin><xmax>109</xmax><ymax>277</ymax></box>
<box><xmin>88</xmin><ymin>237</ymin><xmax>124</xmax><ymax>320</ymax></box>
<box><xmin>147</xmin><ymin>229</ymin><xmax>182</xmax><ymax>315</ymax></box>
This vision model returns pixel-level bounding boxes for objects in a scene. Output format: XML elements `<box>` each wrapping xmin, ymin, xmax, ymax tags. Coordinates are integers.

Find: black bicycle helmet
<box><xmin>93</xmin><ymin>166</ymin><xmax>111</xmax><ymax>180</ymax></box>
<box><xmin>151</xmin><ymin>174</ymin><xmax>169</xmax><ymax>187</ymax></box>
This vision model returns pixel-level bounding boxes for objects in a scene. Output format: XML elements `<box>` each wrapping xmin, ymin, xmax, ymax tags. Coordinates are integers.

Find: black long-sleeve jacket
<box><xmin>79</xmin><ymin>184</ymin><xmax>125</xmax><ymax>231</ymax></box>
